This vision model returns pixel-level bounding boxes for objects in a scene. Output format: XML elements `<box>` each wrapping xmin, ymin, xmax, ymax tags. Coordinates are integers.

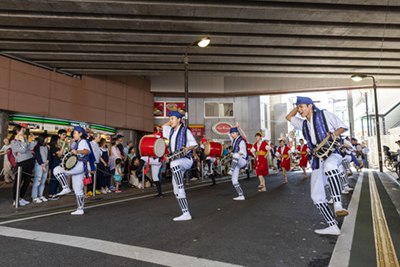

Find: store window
<box><xmin>205</xmin><ymin>102</ymin><xmax>234</xmax><ymax>118</ymax></box>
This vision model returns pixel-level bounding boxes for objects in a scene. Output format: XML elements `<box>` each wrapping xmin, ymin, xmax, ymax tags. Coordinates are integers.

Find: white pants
<box><xmin>310</xmin><ymin>153</ymin><xmax>342</xmax><ymax>204</ymax></box>
<box><xmin>231</xmin><ymin>153</ymin><xmax>247</xmax><ymax>185</ymax></box>
<box><xmin>140</xmin><ymin>156</ymin><xmax>162</xmax><ymax>182</ymax></box>
<box><xmin>204</xmin><ymin>156</ymin><xmax>215</xmax><ymax>175</ymax></box>
<box><xmin>54</xmin><ymin>162</ymin><xmax>84</xmax><ymax>196</ymax></box>
<box><xmin>170</xmin><ymin>157</ymin><xmax>193</xmax><ymax>197</ymax></box>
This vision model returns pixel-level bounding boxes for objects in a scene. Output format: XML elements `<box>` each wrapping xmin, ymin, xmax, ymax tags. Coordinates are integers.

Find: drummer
<box><xmin>53</xmin><ymin>126</ymin><xmax>97</xmax><ymax>215</ymax></box>
<box><xmin>202</xmin><ymin>135</ymin><xmax>218</xmax><ymax>186</ymax></box>
<box><xmin>250</xmin><ymin>132</ymin><xmax>271</xmax><ymax>192</ymax></box>
<box><xmin>296</xmin><ymin>138</ymin><xmax>310</xmax><ymax>178</ymax></box>
<box><xmin>140</xmin><ymin>127</ymin><xmax>166</xmax><ymax>198</ymax></box>
<box><xmin>286</xmin><ymin>96</ymin><xmax>348</xmax><ymax>236</ymax></box>
<box><xmin>275</xmin><ymin>139</ymin><xmax>291</xmax><ymax>184</ymax></box>
<box><xmin>161</xmin><ymin>111</ymin><xmax>197</xmax><ymax>221</ymax></box>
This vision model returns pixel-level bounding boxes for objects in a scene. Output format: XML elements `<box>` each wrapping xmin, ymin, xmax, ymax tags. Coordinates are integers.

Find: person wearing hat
<box><xmin>161</xmin><ymin>111</ymin><xmax>198</xmax><ymax>221</ymax></box>
<box><xmin>275</xmin><ymin>139</ymin><xmax>291</xmax><ymax>184</ymax></box>
<box><xmin>251</xmin><ymin>132</ymin><xmax>271</xmax><ymax>192</ymax></box>
<box><xmin>53</xmin><ymin>126</ymin><xmax>96</xmax><ymax>215</ymax></box>
<box><xmin>286</xmin><ymin>96</ymin><xmax>349</xmax><ymax>235</ymax></box>
<box><xmin>295</xmin><ymin>138</ymin><xmax>310</xmax><ymax>179</ymax></box>
<box><xmin>226</xmin><ymin>123</ymin><xmax>248</xmax><ymax>200</ymax></box>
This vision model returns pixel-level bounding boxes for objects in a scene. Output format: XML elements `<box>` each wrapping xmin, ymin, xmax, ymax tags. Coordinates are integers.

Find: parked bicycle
<box><xmin>383</xmin><ymin>145</ymin><xmax>398</xmax><ymax>172</ymax></box>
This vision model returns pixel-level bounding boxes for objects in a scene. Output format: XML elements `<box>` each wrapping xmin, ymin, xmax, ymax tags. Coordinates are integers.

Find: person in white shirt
<box><xmin>286</xmin><ymin>96</ymin><xmax>349</xmax><ymax>236</ymax></box>
<box><xmin>227</xmin><ymin>123</ymin><xmax>248</xmax><ymax>201</ymax></box>
<box><xmin>162</xmin><ymin>111</ymin><xmax>197</xmax><ymax>221</ymax></box>
<box><xmin>53</xmin><ymin>126</ymin><xmax>96</xmax><ymax>215</ymax></box>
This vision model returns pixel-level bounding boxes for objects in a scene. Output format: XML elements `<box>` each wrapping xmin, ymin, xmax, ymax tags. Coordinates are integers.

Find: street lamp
<box><xmin>351</xmin><ymin>74</ymin><xmax>383</xmax><ymax>172</ymax></box>
<box><xmin>184</xmin><ymin>37</ymin><xmax>210</xmax><ymax>127</ymax></box>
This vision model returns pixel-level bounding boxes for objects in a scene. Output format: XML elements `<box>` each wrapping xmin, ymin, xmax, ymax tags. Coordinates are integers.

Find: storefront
<box><xmin>9</xmin><ymin>114</ymin><xmax>116</xmax><ymax>141</ymax></box>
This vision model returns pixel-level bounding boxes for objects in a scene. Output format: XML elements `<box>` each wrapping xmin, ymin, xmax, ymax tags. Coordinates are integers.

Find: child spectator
<box><xmin>114</xmin><ymin>158</ymin><xmax>123</xmax><ymax>193</ymax></box>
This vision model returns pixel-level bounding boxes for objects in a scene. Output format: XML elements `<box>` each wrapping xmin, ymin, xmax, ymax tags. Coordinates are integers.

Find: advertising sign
<box><xmin>165</xmin><ymin>102</ymin><xmax>186</xmax><ymax>118</ymax></box>
<box><xmin>212</xmin><ymin>121</ymin><xmax>233</xmax><ymax>135</ymax></box>
<box><xmin>154</xmin><ymin>102</ymin><xmax>165</xmax><ymax>118</ymax></box>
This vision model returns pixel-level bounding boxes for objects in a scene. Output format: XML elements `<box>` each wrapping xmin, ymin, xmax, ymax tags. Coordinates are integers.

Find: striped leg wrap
<box><xmin>339</xmin><ymin>171</ymin><xmax>349</xmax><ymax>187</ymax></box>
<box><xmin>230</xmin><ymin>157</ymin><xmax>239</xmax><ymax>171</ymax></box>
<box><xmin>172</xmin><ymin>165</ymin><xmax>184</xmax><ymax>190</ymax></box>
<box><xmin>325</xmin><ymin>169</ymin><xmax>342</xmax><ymax>203</ymax></box>
<box><xmin>316</xmin><ymin>203</ymin><xmax>337</xmax><ymax>227</ymax></box>
<box><xmin>177</xmin><ymin>198</ymin><xmax>189</xmax><ymax>214</ymax></box>
<box><xmin>234</xmin><ymin>183</ymin><xmax>243</xmax><ymax>196</ymax></box>
<box><xmin>76</xmin><ymin>194</ymin><xmax>85</xmax><ymax>210</ymax></box>
<box><xmin>55</xmin><ymin>172</ymin><xmax>69</xmax><ymax>189</ymax></box>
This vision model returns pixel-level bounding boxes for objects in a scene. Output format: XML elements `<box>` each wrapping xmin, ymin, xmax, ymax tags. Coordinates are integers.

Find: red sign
<box><xmin>166</xmin><ymin>102</ymin><xmax>185</xmax><ymax>118</ymax></box>
<box><xmin>212</xmin><ymin>121</ymin><xmax>233</xmax><ymax>135</ymax></box>
<box><xmin>154</xmin><ymin>102</ymin><xmax>165</xmax><ymax>118</ymax></box>
<box><xmin>189</xmin><ymin>125</ymin><xmax>204</xmax><ymax>137</ymax></box>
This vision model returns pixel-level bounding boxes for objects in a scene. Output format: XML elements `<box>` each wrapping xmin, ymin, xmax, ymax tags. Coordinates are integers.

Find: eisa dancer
<box><xmin>251</xmin><ymin>132</ymin><xmax>271</xmax><ymax>192</ymax></box>
<box><xmin>162</xmin><ymin>111</ymin><xmax>197</xmax><ymax>221</ymax></box>
<box><xmin>286</xmin><ymin>96</ymin><xmax>349</xmax><ymax>235</ymax></box>
<box><xmin>54</xmin><ymin>126</ymin><xmax>96</xmax><ymax>215</ymax></box>
<box><xmin>227</xmin><ymin>124</ymin><xmax>247</xmax><ymax>201</ymax></box>
<box><xmin>296</xmin><ymin>138</ymin><xmax>310</xmax><ymax>178</ymax></box>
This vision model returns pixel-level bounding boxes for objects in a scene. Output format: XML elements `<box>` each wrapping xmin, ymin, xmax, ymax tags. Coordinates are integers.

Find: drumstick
<box><xmin>236</xmin><ymin>122</ymin><xmax>247</xmax><ymax>140</ymax></box>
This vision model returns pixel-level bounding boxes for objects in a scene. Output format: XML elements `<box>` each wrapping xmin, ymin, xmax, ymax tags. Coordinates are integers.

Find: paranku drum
<box><xmin>219</xmin><ymin>155</ymin><xmax>232</xmax><ymax>166</ymax></box>
<box><xmin>204</xmin><ymin>142</ymin><xmax>223</xmax><ymax>157</ymax></box>
<box><xmin>61</xmin><ymin>152</ymin><xmax>79</xmax><ymax>171</ymax></box>
<box><xmin>139</xmin><ymin>136</ymin><xmax>166</xmax><ymax>158</ymax></box>
<box><xmin>165</xmin><ymin>148</ymin><xmax>187</xmax><ymax>163</ymax></box>
<box><xmin>314</xmin><ymin>132</ymin><xmax>340</xmax><ymax>161</ymax></box>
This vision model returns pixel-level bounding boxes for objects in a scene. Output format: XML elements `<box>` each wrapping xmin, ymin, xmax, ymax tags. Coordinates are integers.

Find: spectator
<box><xmin>87</xmin><ymin>133</ymin><xmax>101</xmax><ymax>196</ymax></box>
<box><xmin>0</xmin><ymin>138</ymin><xmax>15</xmax><ymax>183</ymax></box>
<box><xmin>361</xmin><ymin>141</ymin><xmax>369</xmax><ymax>168</ymax></box>
<box><xmin>124</xmin><ymin>141</ymin><xmax>133</xmax><ymax>158</ymax></box>
<box><xmin>110</xmin><ymin>137</ymin><xmax>122</xmax><ymax>191</ymax></box>
<box><xmin>124</xmin><ymin>140</ymin><xmax>133</xmax><ymax>181</ymax></box>
<box><xmin>116</xmin><ymin>134</ymin><xmax>126</xmax><ymax>165</ymax></box>
<box><xmin>114</xmin><ymin>158</ymin><xmax>123</xmax><ymax>193</ymax></box>
<box><xmin>48</xmin><ymin>135</ymin><xmax>67</xmax><ymax>200</ymax></box>
<box><xmin>32</xmin><ymin>133</ymin><xmax>50</xmax><ymax>203</ymax></box>
<box><xmin>222</xmin><ymin>144</ymin><xmax>229</xmax><ymax>156</ymax></box>
<box><xmin>130</xmin><ymin>157</ymin><xmax>151</xmax><ymax>188</ymax></box>
<box><xmin>98</xmin><ymin>138</ymin><xmax>111</xmax><ymax>194</ymax></box>
<box><xmin>10</xmin><ymin>125</ymin><xmax>37</xmax><ymax>207</ymax></box>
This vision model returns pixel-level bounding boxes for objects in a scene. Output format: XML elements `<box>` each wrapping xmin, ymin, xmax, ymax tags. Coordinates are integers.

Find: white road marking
<box><xmin>0</xmin><ymin>176</ymin><xmax>241</xmax><ymax>225</ymax></box>
<box><xmin>0</xmin><ymin>226</ymin><xmax>243</xmax><ymax>267</ymax></box>
<box><xmin>328</xmin><ymin>172</ymin><xmax>364</xmax><ymax>267</ymax></box>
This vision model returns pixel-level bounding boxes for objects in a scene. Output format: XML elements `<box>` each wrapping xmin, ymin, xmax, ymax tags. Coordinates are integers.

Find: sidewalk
<box><xmin>0</xmin><ymin>173</ymin><xmax>251</xmax><ymax>219</ymax></box>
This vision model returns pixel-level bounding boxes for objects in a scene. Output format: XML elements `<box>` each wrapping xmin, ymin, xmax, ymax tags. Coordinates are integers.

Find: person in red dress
<box><xmin>251</xmin><ymin>132</ymin><xmax>271</xmax><ymax>192</ymax></box>
<box><xmin>275</xmin><ymin>139</ymin><xmax>291</xmax><ymax>184</ymax></box>
<box><xmin>296</xmin><ymin>138</ymin><xmax>310</xmax><ymax>179</ymax></box>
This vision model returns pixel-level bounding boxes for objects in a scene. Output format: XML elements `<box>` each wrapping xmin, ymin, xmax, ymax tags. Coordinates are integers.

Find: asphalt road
<box><xmin>0</xmin><ymin>170</ymin><xmax>355</xmax><ymax>267</ymax></box>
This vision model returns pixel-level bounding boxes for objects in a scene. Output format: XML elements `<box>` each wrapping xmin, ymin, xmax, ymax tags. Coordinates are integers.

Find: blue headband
<box><xmin>351</xmin><ymin>138</ymin><xmax>357</xmax><ymax>141</ymax></box>
<box><xmin>345</xmin><ymin>137</ymin><xmax>350</xmax><ymax>140</ymax></box>
<box><xmin>229</xmin><ymin>127</ymin><xmax>239</xmax><ymax>133</ymax></box>
<box><xmin>295</xmin><ymin>96</ymin><xmax>314</xmax><ymax>106</ymax></box>
<box><xmin>73</xmin><ymin>126</ymin><xmax>88</xmax><ymax>137</ymax></box>
<box><xmin>168</xmin><ymin>111</ymin><xmax>183</xmax><ymax>119</ymax></box>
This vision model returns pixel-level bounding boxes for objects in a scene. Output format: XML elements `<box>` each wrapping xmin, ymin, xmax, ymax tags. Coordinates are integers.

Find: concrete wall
<box><xmin>154</xmin><ymin>96</ymin><xmax>261</xmax><ymax>143</ymax></box>
<box><xmin>0</xmin><ymin>56</ymin><xmax>154</xmax><ymax>132</ymax></box>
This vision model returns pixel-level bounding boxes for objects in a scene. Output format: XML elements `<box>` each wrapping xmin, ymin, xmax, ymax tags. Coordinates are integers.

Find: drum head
<box><xmin>153</xmin><ymin>138</ymin><xmax>166</xmax><ymax>158</ymax></box>
<box><xmin>65</xmin><ymin>155</ymin><xmax>78</xmax><ymax>170</ymax></box>
<box><xmin>204</xmin><ymin>143</ymin><xmax>211</xmax><ymax>156</ymax></box>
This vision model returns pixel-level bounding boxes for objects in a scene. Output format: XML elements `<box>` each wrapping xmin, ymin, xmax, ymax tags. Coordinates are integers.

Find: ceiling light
<box><xmin>351</xmin><ymin>74</ymin><xmax>367</xmax><ymax>82</ymax></box>
<box><xmin>197</xmin><ymin>37</ymin><xmax>210</xmax><ymax>48</ymax></box>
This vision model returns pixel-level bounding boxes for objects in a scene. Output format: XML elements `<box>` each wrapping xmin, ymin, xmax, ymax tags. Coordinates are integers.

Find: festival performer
<box><xmin>201</xmin><ymin>135</ymin><xmax>218</xmax><ymax>186</ymax></box>
<box><xmin>342</xmin><ymin>137</ymin><xmax>360</xmax><ymax>178</ymax></box>
<box><xmin>296</xmin><ymin>138</ymin><xmax>310</xmax><ymax>178</ymax></box>
<box><xmin>227</xmin><ymin>123</ymin><xmax>248</xmax><ymax>200</ymax></box>
<box><xmin>162</xmin><ymin>111</ymin><xmax>197</xmax><ymax>221</ymax></box>
<box><xmin>141</xmin><ymin>128</ymin><xmax>166</xmax><ymax>198</ymax></box>
<box><xmin>270</xmin><ymin>143</ymin><xmax>280</xmax><ymax>173</ymax></box>
<box><xmin>275</xmin><ymin>139</ymin><xmax>291</xmax><ymax>184</ymax></box>
<box><xmin>251</xmin><ymin>132</ymin><xmax>271</xmax><ymax>192</ymax></box>
<box><xmin>54</xmin><ymin>126</ymin><xmax>96</xmax><ymax>215</ymax></box>
<box><xmin>352</xmin><ymin>138</ymin><xmax>363</xmax><ymax>173</ymax></box>
<box><xmin>286</xmin><ymin>96</ymin><xmax>349</xmax><ymax>235</ymax></box>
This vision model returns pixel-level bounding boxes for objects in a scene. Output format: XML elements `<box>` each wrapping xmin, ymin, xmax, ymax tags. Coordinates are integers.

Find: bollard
<box><xmin>93</xmin><ymin>168</ymin><xmax>97</xmax><ymax>197</ymax></box>
<box><xmin>142</xmin><ymin>166</ymin><xmax>145</xmax><ymax>190</ymax></box>
<box><xmin>15</xmin><ymin>166</ymin><xmax>22</xmax><ymax>208</ymax></box>
<box><xmin>201</xmin><ymin>160</ymin><xmax>204</xmax><ymax>180</ymax></box>
<box><xmin>186</xmin><ymin>171</ymin><xmax>189</xmax><ymax>185</ymax></box>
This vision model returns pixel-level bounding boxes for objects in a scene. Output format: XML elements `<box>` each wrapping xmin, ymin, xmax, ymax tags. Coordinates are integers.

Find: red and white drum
<box><xmin>204</xmin><ymin>142</ymin><xmax>223</xmax><ymax>157</ymax></box>
<box><xmin>139</xmin><ymin>136</ymin><xmax>166</xmax><ymax>158</ymax></box>
<box><xmin>247</xmin><ymin>143</ymin><xmax>254</xmax><ymax>157</ymax></box>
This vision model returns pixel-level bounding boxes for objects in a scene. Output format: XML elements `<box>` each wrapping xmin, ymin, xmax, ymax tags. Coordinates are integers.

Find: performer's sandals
<box><xmin>258</xmin><ymin>184</ymin><xmax>263</xmax><ymax>188</ymax></box>
<box><xmin>283</xmin><ymin>180</ymin><xmax>288</xmax><ymax>184</ymax></box>
<box><xmin>258</xmin><ymin>187</ymin><xmax>267</xmax><ymax>192</ymax></box>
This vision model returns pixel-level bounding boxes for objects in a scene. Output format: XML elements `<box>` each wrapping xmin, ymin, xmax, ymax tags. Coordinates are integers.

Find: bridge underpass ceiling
<box><xmin>2</xmin><ymin>0</ymin><xmax>400</xmax><ymax>96</ymax></box>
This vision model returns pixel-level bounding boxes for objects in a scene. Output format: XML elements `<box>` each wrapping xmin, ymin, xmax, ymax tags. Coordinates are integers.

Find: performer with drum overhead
<box><xmin>54</xmin><ymin>126</ymin><xmax>96</xmax><ymax>215</ymax></box>
<box><xmin>286</xmin><ymin>96</ymin><xmax>349</xmax><ymax>235</ymax></box>
<box><xmin>275</xmin><ymin>139</ymin><xmax>291</xmax><ymax>184</ymax></box>
<box><xmin>202</xmin><ymin>135</ymin><xmax>223</xmax><ymax>186</ymax></box>
<box><xmin>251</xmin><ymin>132</ymin><xmax>271</xmax><ymax>192</ymax></box>
<box><xmin>139</xmin><ymin>128</ymin><xmax>167</xmax><ymax>198</ymax></box>
<box><xmin>296</xmin><ymin>138</ymin><xmax>310</xmax><ymax>178</ymax></box>
<box><xmin>162</xmin><ymin>111</ymin><xmax>197</xmax><ymax>221</ymax></box>
<box><xmin>227</xmin><ymin>123</ymin><xmax>248</xmax><ymax>201</ymax></box>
